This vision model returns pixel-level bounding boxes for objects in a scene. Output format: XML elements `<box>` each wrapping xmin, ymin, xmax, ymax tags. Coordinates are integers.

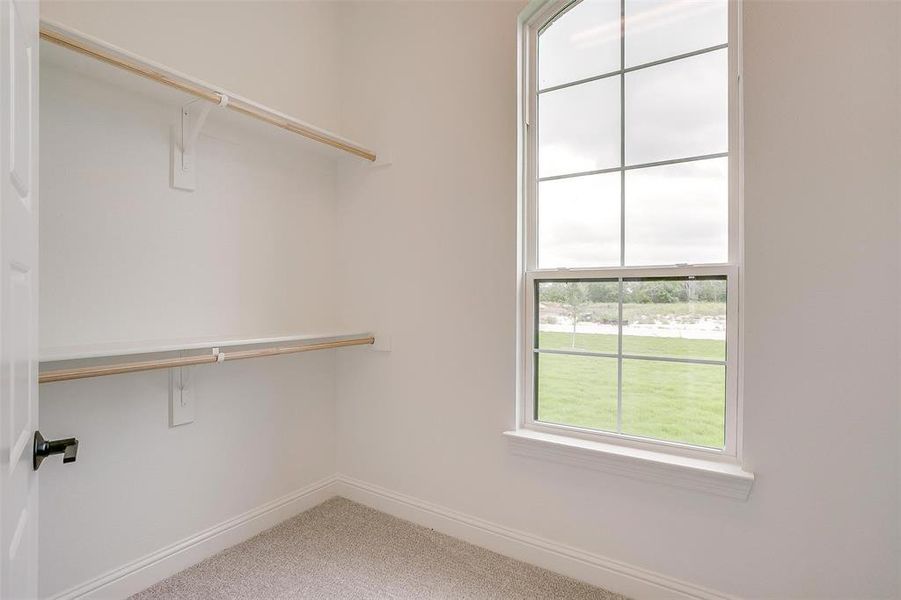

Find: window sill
<box><xmin>503</xmin><ymin>429</ymin><xmax>754</xmax><ymax>500</ymax></box>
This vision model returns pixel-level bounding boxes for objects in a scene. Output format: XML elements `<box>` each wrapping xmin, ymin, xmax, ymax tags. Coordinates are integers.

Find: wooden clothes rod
<box><xmin>39</xmin><ymin>21</ymin><xmax>377</xmax><ymax>162</ymax></box>
<box><xmin>39</xmin><ymin>336</ymin><xmax>375</xmax><ymax>384</ymax></box>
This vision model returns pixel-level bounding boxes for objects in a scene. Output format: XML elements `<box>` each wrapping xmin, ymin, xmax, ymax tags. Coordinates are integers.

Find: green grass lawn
<box><xmin>536</xmin><ymin>331</ymin><xmax>725</xmax><ymax>448</ymax></box>
<box><xmin>538</xmin><ymin>329</ymin><xmax>725</xmax><ymax>361</ymax></box>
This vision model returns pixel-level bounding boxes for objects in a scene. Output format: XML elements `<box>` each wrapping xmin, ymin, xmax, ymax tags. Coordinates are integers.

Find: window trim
<box><xmin>503</xmin><ymin>428</ymin><xmax>753</xmax><ymax>500</ymax></box>
<box><xmin>513</xmin><ymin>0</ymin><xmax>747</xmax><ymax>469</ymax></box>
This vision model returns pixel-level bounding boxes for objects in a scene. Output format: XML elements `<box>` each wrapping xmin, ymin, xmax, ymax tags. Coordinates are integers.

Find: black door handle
<box><xmin>33</xmin><ymin>431</ymin><xmax>79</xmax><ymax>470</ymax></box>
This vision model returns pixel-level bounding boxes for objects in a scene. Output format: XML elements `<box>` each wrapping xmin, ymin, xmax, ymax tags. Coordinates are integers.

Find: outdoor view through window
<box><xmin>531</xmin><ymin>0</ymin><xmax>731</xmax><ymax>450</ymax></box>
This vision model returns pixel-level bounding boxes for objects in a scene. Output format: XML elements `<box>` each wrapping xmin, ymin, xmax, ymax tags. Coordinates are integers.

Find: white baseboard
<box><xmin>50</xmin><ymin>473</ymin><xmax>732</xmax><ymax>600</ymax></box>
<box><xmin>49</xmin><ymin>475</ymin><xmax>340</xmax><ymax>600</ymax></box>
<box><xmin>334</xmin><ymin>474</ymin><xmax>735</xmax><ymax>600</ymax></box>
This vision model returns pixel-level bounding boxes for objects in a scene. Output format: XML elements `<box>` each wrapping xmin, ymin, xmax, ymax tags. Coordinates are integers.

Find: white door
<box><xmin>0</xmin><ymin>0</ymin><xmax>39</xmax><ymax>597</ymax></box>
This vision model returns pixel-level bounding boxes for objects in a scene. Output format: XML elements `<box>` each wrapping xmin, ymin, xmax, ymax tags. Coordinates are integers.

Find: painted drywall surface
<box><xmin>38</xmin><ymin>8</ymin><xmax>342</xmax><ymax>596</ymax></box>
<box><xmin>39</xmin><ymin>355</ymin><xmax>336</xmax><ymax>597</ymax></box>
<box><xmin>334</xmin><ymin>1</ymin><xmax>900</xmax><ymax>597</ymax></box>
<box><xmin>40</xmin><ymin>1</ymin><xmax>343</xmax><ymax>133</ymax></box>
<box><xmin>40</xmin><ymin>62</ymin><xmax>339</xmax><ymax>349</ymax></box>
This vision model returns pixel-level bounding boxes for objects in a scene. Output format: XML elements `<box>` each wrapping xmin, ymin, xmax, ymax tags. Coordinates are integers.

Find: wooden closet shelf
<box><xmin>39</xmin><ymin>332</ymin><xmax>375</xmax><ymax>384</ymax></box>
<box><xmin>40</xmin><ymin>19</ymin><xmax>377</xmax><ymax>162</ymax></box>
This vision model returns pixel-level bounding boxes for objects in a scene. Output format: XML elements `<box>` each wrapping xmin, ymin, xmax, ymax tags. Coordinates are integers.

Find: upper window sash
<box><xmin>524</xmin><ymin>0</ymin><xmax>740</xmax><ymax>273</ymax></box>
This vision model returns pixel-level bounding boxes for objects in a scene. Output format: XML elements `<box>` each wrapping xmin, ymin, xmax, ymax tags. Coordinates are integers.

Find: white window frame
<box><xmin>515</xmin><ymin>0</ymin><xmax>744</xmax><ymax>465</ymax></box>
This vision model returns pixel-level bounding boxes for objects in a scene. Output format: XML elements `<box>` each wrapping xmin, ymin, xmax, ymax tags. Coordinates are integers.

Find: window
<box><xmin>521</xmin><ymin>0</ymin><xmax>739</xmax><ymax>458</ymax></box>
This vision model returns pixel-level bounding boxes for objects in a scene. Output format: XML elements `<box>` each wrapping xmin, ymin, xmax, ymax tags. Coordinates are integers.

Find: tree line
<box><xmin>538</xmin><ymin>279</ymin><xmax>727</xmax><ymax>305</ymax></box>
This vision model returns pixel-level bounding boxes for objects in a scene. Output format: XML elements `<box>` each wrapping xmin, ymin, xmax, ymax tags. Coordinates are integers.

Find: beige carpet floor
<box><xmin>131</xmin><ymin>497</ymin><xmax>627</xmax><ymax>599</ymax></box>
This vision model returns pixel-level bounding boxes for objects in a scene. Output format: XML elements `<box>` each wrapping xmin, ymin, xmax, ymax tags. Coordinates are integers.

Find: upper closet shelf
<box><xmin>40</xmin><ymin>19</ymin><xmax>377</xmax><ymax>163</ymax></box>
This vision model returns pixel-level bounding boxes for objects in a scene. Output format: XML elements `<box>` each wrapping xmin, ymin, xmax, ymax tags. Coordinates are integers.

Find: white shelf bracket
<box><xmin>171</xmin><ymin>93</ymin><xmax>229</xmax><ymax>191</ymax></box>
<box><xmin>168</xmin><ymin>355</ymin><xmax>195</xmax><ymax>427</ymax></box>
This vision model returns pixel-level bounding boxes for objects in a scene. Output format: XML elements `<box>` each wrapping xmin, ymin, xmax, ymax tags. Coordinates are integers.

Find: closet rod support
<box><xmin>174</xmin><ymin>95</ymin><xmax>227</xmax><ymax>191</ymax></box>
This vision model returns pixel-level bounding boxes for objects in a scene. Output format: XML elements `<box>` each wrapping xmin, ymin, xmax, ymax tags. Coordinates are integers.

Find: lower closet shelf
<box><xmin>39</xmin><ymin>332</ymin><xmax>375</xmax><ymax>384</ymax></box>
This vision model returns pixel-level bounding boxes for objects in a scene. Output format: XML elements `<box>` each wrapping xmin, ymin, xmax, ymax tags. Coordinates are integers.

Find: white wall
<box><xmin>38</xmin><ymin>2</ymin><xmax>345</xmax><ymax>596</ymax></box>
<box><xmin>39</xmin><ymin>356</ymin><xmax>336</xmax><ymax>597</ymax></box>
<box><xmin>334</xmin><ymin>1</ymin><xmax>901</xmax><ymax>598</ymax></box>
<box><xmin>40</xmin><ymin>63</ymin><xmax>340</xmax><ymax>349</ymax></box>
